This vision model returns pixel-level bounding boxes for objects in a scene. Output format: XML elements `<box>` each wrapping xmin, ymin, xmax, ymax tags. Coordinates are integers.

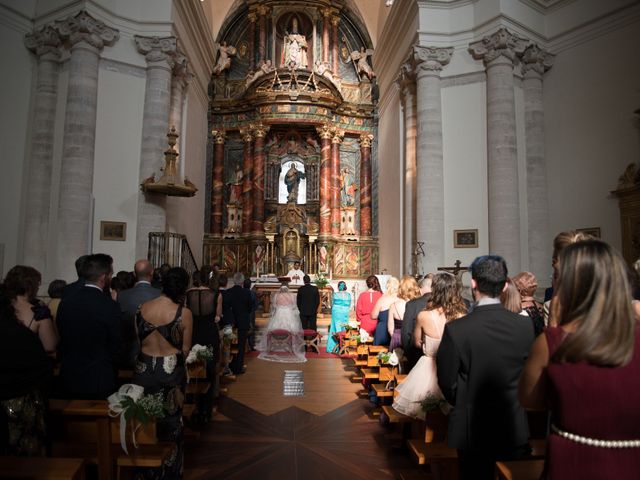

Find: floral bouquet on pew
<box><xmin>222</xmin><ymin>325</ymin><xmax>237</xmax><ymax>346</ymax></box>
<box><xmin>342</xmin><ymin>319</ymin><xmax>360</xmax><ymax>331</ymax></box>
<box><xmin>357</xmin><ymin>328</ymin><xmax>372</xmax><ymax>344</ymax></box>
<box><xmin>377</xmin><ymin>351</ymin><xmax>399</xmax><ymax>366</ymax></box>
<box><xmin>186</xmin><ymin>344</ymin><xmax>214</xmax><ymax>364</ymax></box>
<box><xmin>420</xmin><ymin>394</ymin><xmax>451</xmax><ymax>415</ymax></box>
<box><xmin>108</xmin><ymin>384</ymin><xmax>166</xmax><ymax>454</ymax></box>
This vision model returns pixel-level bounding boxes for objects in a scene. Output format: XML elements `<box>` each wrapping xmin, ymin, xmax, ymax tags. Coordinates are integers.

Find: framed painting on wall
<box><xmin>100</xmin><ymin>221</ymin><xmax>126</xmax><ymax>241</ymax></box>
<box><xmin>454</xmin><ymin>229</ymin><xmax>478</xmax><ymax>248</ymax></box>
<box><xmin>576</xmin><ymin>227</ymin><xmax>601</xmax><ymax>238</ymax></box>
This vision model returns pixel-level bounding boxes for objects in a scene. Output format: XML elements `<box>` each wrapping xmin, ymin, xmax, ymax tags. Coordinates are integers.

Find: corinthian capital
<box><xmin>413</xmin><ymin>46</ymin><xmax>454</xmax><ymax>72</ymax></box>
<box><xmin>135</xmin><ymin>36</ymin><xmax>178</xmax><ymax>66</ymax></box>
<box><xmin>55</xmin><ymin>10</ymin><xmax>119</xmax><ymax>50</ymax></box>
<box><xmin>396</xmin><ymin>61</ymin><xmax>416</xmax><ymax>103</ymax></box>
<box><xmin>359</xmin><ymin>133</ymin><xmax>374</xmax><ymax>148</ymax></box>
<box><xmin>252</xmin><ymin>123</ymin><xmax>270</xmax><ymax>138</ymax></box>
<box><xmin>239</xmin><ymin>127</ymin><xmax>253</xmax><ymax>143</ymax></box>
<box><xmin>211</xmin><ymin>129</ymin><xmax>226</xmax><ymax>144</ymax></box>
<box><xmin>331</xmin><ymin>129</ymin><xmax>344</xmax><ymax>144</ymax></box>
<box><xmin>316</xmin><ymin>123</ymin><xmax>333</xmax><ymax>140</ymax></box>
<box><xmin>25</xmin><ymin>25</ymin><xmax>62</xmax><ymax>58</ymax></box>
<box><xmin>520</xmin><ymin>44</ymin><xmax>554</xmax><ymax>77</ymax></box>
<box><xmin>469</xmin><ymin>28</ymin><xmax>528</xmax><ymax>66</ymax></box>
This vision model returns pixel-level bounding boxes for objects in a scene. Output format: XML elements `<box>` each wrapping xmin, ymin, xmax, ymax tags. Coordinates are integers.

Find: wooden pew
<box><xmin>0</xmin><ymin>457</ymin><xmax>86</xmax><ymax>480</ymax></box>
<box><xmin>496</xmin><ymin>459</ymin><xmax>545</xmax><ymax>480</ymax></box>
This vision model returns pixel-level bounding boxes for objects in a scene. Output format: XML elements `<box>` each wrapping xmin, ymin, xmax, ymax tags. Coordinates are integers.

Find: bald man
<box><xmin>117</xmin><ymin>260</ymin><xmax>162</xmax><ymax>367</ymax></box>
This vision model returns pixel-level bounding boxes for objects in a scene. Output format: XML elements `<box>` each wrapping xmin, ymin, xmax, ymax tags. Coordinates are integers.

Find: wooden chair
<box><xmin>0</xmin><ymin>457</ymin><xmax>86</xmax><ymax>480</ymax></box>
<box><xmin>302</xmin><ymin>329</ymin><xmax>322</xmax><ymax>353</ymax></box>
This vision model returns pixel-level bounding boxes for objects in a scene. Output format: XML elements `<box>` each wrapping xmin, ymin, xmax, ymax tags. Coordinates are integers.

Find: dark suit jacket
<box><xmin>436</xmin><ymin>303</ymin><xmax>534</xmax><ymax>454</ymax></box>
<box><xmin>226</xmin><ymin>285</ymin><xmax>252</xmax><ymax>330</ymax></box>
<box><xmin>117</xmin><ymin>282</ymin><xmax>161</xmax><ymax>315</ymax></box>
<box><xmin>296</xmin><ymin>284</ymin><xmax>320</xmax><ymax>316</ymax></box>
<box><xmin>57</xmin><ymin>286</ymin><xmax>122</xmax><ymax>398</ymax></box>
<box><xmin>61</xmin><ymin>279</ymin><xmax>85</xmax><ymax>299</ymax></box>
<box><xmin>401</xmin><ymin>294</ymin><xmax>430</xmax><ymax>370</ymax></box>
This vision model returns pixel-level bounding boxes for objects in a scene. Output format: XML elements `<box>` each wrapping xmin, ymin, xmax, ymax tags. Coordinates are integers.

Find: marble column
<box><xmin>331</xmin><ymin>16</ymin><xmax>339</xmax><ymax>76</ymax></box>
<box><xmin>241</xmin><ymin>128</ymin><xmax>254</xmax><ymax>235</ymax></box>
<box><xmin>398</xmin><ymin>61</ymin><xmax>417</xmax><ymax>273</ymax></box>
<box><xmin>54</xmin><ymin>11</ymin><xmax>118</xmax><ymax>280</ymax></box>
<box><xmin>247</xmin><ymin>11</ymin><xmax>257</xmax><ymax>71</ymax></box>
<box><xmin>252</xmin><ymin>123</ymin><xmax>269</xmax><ymax>236</ymax></box>
<box><xmin>134</xmin><ymin>36</ymin><xmax>177</xmax><ymax>259</ymax></box>
<box><xmin>210</xmin><ymin>130</ymin><xmax>226</xmax><ymax>236</ymax></box>
<box><xmin>359</xmin><ymin>133</ymin><xmax>374</xmax><ymax>237</ymax></box>
<box><xmin>322</xmin><ymin>9</ymin><xmax>330</xmax><ymax>63</ymax></box>
<box><xmin>257</xmin><ymin>5</ymin><xmax>268</xmax><ymax>64</ymax></box>
<box><xmin>23</xmin><ymin>25</ymin><xmax>61</xmax><ymax>274</ymax></box>
<box><xmin>520</xmin><ymin>44</ymin><xmax>554</xmax><ymax>282</ymax></box>
<box><xmin>470</xmin><ymin>28</ymin><xmax>527</xmax><ymax>272</ymax></box>
<box><xmin>414</xmin><ymin>46</ymin><xmax>453</xmax><ymax>274</ymax></box>
<box><xmin>317</xmin><ymin>124</ymin><xmax>332</xmax><ymax>237</ymax></box>
<box><xmin>331</xmin><ymin>130</ymin><xmax>344</xmax><ymax>236</ymax></box>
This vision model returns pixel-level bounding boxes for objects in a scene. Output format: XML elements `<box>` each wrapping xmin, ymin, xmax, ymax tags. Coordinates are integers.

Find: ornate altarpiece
<box><xmin>203</xmin><ymin>0</ymin><xmax>379</xmax><ymax>278</ymax></box>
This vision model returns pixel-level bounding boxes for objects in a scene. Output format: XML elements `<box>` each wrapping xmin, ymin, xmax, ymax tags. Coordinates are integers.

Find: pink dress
<box><xmin>392</xmin><ymin>315</ymin><xmax>445</xmax><ymax>419</ymax></box>
<box><xmin>356</xmin><ymin>290</ymin><xmax>382</xmax><ymax>335</ymax></box>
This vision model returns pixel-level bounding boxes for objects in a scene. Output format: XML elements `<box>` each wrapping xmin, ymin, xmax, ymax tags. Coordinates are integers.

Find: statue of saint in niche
<box><xmin>281</xmin><ymin>17</ymin><xmax>308</xmax><ymax>69</ymax></box>
<box><xmin>340</xmin><ymin>167</ymin><xmax>357</xmax><ymax>206</ymax></box>
<box><xmin>284</xmin><ymin>163</ymin><xmax>306</xmax><ymax>203</ymax></box>
<box><xmin>213</xmin><ymin>41</ymin><xmax>237</xmax><ymax>75</ymax></box>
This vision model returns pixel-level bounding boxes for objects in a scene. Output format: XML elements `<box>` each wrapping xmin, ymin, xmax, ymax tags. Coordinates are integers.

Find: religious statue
<box><xmin>281</xmin><ymin>17</ymin><xmax>308</xmax><ymax>69</ymax></box>
<box><xmin>284</xmin><ymin>163</ymin><xmax>306</xmax><ymax>203</ymax></box>
<box><xmin>227</xmin><ymin>164</ymin><xmax>243</xmax><ymax>204</ymax></box>
<box><xmin>245</xmin><ymin>59</ymin><xmax>275</xmax><ymax>87</ymax></box>
<box><xmin>340</xmin><ymin>167</ymin><xmax>358</xmax><ymax>206</ymax></box>
<box><xmin>350</xmin><ymin>47</ymin><xmax>376</xmax><ymax>80</ymax></box>
<box><xmin>314</xmin><ymin>60</ymin><xmax>341</xmax><ymax>89</ymax></box>
<box><xmin>213</xmin><ymin>41</ymin><xmax>237</xmax><ymax>75</ymax></box>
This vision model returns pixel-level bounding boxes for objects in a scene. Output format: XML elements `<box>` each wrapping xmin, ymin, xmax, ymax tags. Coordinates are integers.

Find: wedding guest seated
<box><xmin>500</xmin><ymin>277</ymin><xmax>523</xmax><ymax>314</ymax></box>
<box><xmin>0</xmin><ymin>285</ymin><xmax>53</xmax><ymax>456</ymax></box>
<box><xmin>371</xmin><ymin>277</ymin><xmax>399</xmax><ymax>346</ymax></box>
<box><xmin>520</xmin><ymin>240</ymin><xmax>640</xmax><ymax>479</ymax></box>
<box><xmin>57</xmin><ymin>254</ymin><xmax>122</xmax><ymax>399</ymax></box>
<box><xmin>402</xmin><ymin>274</ymin><xmax>433</xmax><ymax>372</ymax></box>
<box><xmin>513</xmin><ymin>271</ymin><xmax>544</xmax><ymax>336</ymax></box>
<box><xmin>110</xmin><ymin>270</ymin><xmax>135</xmax><ymax>299</ymax></box>
<box><xmin>388</xmin><ymin>275</ymin><xmax>421</xmax><ymax>351</ymax></box>
<box><xmin>356</xmin><ymin>275</ymin><xmax>382</xmax><ymax>336</ymax></box>
<box><xmin>46</xmin><ymin>279</ymin><xmax>66</xmax><ymax>328</ymax></box>
<box><xmin>3</xmin><ymin>266</ymin><xmax>58</xmax><ymax>354</ymax></box>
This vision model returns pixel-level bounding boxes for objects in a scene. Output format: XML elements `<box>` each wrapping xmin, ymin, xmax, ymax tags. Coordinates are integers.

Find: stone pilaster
<box><xmin>413</xmin><ymin>46</ymin><xmax>453</xmax><ymax>274</ymax></box>
<box><xmin>322</xmin><ymin>9</ymin><xmax>331</xmax><ymax>64</ymax></box>
<box><xmin>134</xmin><ymin>36</ymin><xmax>178</xmax><ymax>259</ymax></box>
<box><xmin>520</xmin><ymin>44</ymin><xmax>554</xmax><ymax>282</ymax></box>
<box><xmin>398</xmin><ymin>61</ymin><xmax>417</xmax><ymax>273</ymax></box>
<box><xmin>252</xmin><ymin>123</ymin><xmax>270</xmax><ymax>236</ymax></box>
<box><xmin>210</xmin><ymin>129</ymin><xmax>226</xmax><ymax>236</ymax></box>
<box><xmin>470</xmin><ymin>28</ymin><xmax>527</xmax><ymax>272</ymax></box>
<box><xmin>317</xmin><ymin>124</ymin><xmax>333</xmax><ymax>238</ymax></box>
<box><xmin>23</xmin><ymin>25</ymin><xmax>62</xmax><ymax>274</ymax></box>
<box><xmin>55</xmin><ymin>11</ymin><xmax>119</xmax><ymax>280</ymax></box>
<box><xmin>330</xmin><ymin>129</ymin><xmax>344</xmax><ymax>236</ymax></box>
<box><xmin>240</xmin><ymin>128</ymin><xmax>254</xmax><ymax>234</ymax></box>
<box><xmin>359</xmin><ymin>133</ymin><xmax>374</xmax><ymax>237</ymax></box>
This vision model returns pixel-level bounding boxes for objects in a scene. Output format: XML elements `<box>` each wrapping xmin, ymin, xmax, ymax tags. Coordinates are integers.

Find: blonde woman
<box><xmin>371</xmin><ymin>277</ymin><xmax>399</xmax><ymax>345</ymax></box>
<box><xmin>388</xmin><ymin>275</ymin><xmax>421</xmax><ymax>351</ymax></box>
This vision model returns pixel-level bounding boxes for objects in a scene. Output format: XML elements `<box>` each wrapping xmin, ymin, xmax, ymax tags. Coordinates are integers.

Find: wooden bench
<box><xmin>360</xmin><ymin>368</ymin><xmax>380</xmax><ymax>380</ymax></box>
<box><xmin>382</xmin><ymin>405</ymin><xmax>413</xmax><ymax>423</ymax></box>
<box><xmin>496</xmin><ymin>459</ymin><xmax>545</xmax><ymax>480</ymax></box>
<box><xmin>372</xmin><ymin>383</ymin><xmax>394</xmax><ymax>398</ymax></box>
<box><xmin>0</xmin><ymin>457</ymin><xmax>86</xmax><ymax>480</ymax></box>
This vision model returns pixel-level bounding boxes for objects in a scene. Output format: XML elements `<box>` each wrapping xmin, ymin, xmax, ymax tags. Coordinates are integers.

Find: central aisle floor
<box><xmin>183</xmin><ymin>356</ymin><xmax>427</xmax><ymax>480</ymax></box>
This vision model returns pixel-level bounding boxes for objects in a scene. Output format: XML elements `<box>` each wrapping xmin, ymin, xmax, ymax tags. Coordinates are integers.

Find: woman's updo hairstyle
<box><xmin>162</xmin><ymin>267</ymin><xmax>190</xmax><ymax>304</ymax></box>
<box><xmin>338</xmin><ymin>281</ymin><xmax>347</xmax><ymax>291</ymax></box>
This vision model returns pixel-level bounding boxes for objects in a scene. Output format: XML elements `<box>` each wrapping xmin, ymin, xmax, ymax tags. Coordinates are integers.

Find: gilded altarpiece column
<box><xmin>331</xmin><ymin>16</ymin><xmax>339</xmax><ymax>77</ymax></box>
<box><xmin>241</xmin><ymin>128</ymin><xmax>254</xmax><ymax>234</ymax></box>
<box><xmin>252</xmin><ymin>124</ymin><xmax>269</xmax><ymax>236</ymax></box>
<box><xmin>470</xmin><ymin>28</ymin><xmax>527</xmax><ymax>273</ymax></box>
<box><xmin>331</xmin><ymin>130</ymin><xmax>344</xmax><ymax>236</ymax></box>
<box><xmin>317</xmin><ymin>124</ymin><xmax>332</xmax><ymax>237</ymax></box>
<box><xmin>257</xmin><ymin>5</ymin><xmax>269</xmax><ymax>64</ymax></box>
<box><xmin>359</xmin><ymin>133</ymin><xmax>374</xmax><ymax>237</ymax></box>
<box><xmin>247</xmin><ymin>11</ymin><xmax>257</xmax><ymax>71</ymax></box>
<box><xmin>55</xmin><ymin>11</ymin><xmax>119</xmax><ymax>279</ymax></box>
<box><xmin>521</xmin><ymin>44</ymin><xmax>554</xmax><ymax>283</ymax></box>
<box><xmin>210</xmin><ymin>130</ymin><xmax>226</xmax><ymax>236</ymax></box>
<box><xmin>23</xmin><ymin>26</ymin><xmax>61</xmax><ymax>273</ymax></box>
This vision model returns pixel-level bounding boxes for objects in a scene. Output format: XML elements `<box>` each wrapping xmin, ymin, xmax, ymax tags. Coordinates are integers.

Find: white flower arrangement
<box><xmin>222</xmin><ymin>325</ymin><xmax>237</xmax><ymax>345</ymax></box>
<box><xmin>186</xmin><ymin>344</ymin><xmax>214</xmax><ymax>364</ymax></box>
<box><xmin>358</xmin><ymin>329</ymin><xmax>371</xmax><ymax>343</ymax></box>
<box><xmin>377</xmin><ymin>351</ymin><xmax>399</xmax><ymax>366</ymax></box>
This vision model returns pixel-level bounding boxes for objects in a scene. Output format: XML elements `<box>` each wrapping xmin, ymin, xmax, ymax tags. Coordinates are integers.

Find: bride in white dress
<box><xmin>257</xmin><ymin>286</ymin><xmax>307</xmax><ymax>363</ymax></box>
<box><xmin>392</xmin><ymin>272</ymin><xmax>467</xmax><ymax>418</ymax></box>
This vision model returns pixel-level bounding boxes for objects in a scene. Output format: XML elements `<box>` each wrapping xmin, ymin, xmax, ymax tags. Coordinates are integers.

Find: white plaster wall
<box><xmin>91</xmin><ymin>66</ymin><xmax>145</xmax><ymax>273</ymax></box>
<box><xmin>544</xmin><ymin>19</ymin><xmax>640</xmax><ymax>251</ymax></box>
<box><xmin>377</xmin><ymin>88</ymin><xmax>402</xmax><ymax>277</ymax></box>
<box><xmin>0</xmin><ymin>5</ymin><xmax>34</xmax><ymax>277</ymax></box>
<box><xmin>442</xmin><ymin>81</ymin><xmax>488</xmax><ymax>270</ymax></box>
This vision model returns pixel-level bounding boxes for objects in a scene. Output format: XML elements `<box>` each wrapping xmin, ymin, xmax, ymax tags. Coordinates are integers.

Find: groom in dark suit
<box><xmin>436</xmin><ymin>255</ymin><xmax>535</xmax><ymax>480</ymax></box>
<box><xmin>296</xmin><ymin>275</ymin><xmax>320</xmax><ymax>330</ymax></box>
<box><xmin>227</xmin><ymin>272</ymin><xmax>252</xmax><ymax>374</ymax></box>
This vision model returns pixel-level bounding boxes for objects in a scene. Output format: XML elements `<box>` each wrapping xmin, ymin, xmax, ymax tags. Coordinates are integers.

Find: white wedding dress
<box><xmin>257</xmin><ymin>290</ymin><xmax>307</xmax><ymax>363</ymax></box>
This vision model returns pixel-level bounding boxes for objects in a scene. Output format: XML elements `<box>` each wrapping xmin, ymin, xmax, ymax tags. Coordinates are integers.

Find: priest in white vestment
<box><xmin>286</xmin><ymin>262</ymin><xmax>305</xmax><ymax>286</ymax></box>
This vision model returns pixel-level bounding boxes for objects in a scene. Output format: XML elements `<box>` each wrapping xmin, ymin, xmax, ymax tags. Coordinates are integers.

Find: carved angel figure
<box><xmin>350</xmin><ymin>47</ymin><xmax>375</xmax><ymax>80</ymax></box>
<box><xmin>213</xmin><ymin>41</ymin><xmax>237</xmax><ymax>75</ymax></box>
<box><xmin>246</xmin><ymin>59</ymin><xmax>275</xmax><ymax>86</ymax></box>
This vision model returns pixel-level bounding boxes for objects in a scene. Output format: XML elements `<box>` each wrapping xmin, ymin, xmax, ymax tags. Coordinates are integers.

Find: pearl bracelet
<box><xmin>552</xmin><ymin>424</ymin><xmax>640</xmax><ymax>448</ymax></box>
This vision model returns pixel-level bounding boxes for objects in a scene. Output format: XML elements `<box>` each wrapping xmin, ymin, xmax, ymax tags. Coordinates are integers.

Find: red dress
<box><xmin>544</xmin><ymin>325</ymin><xmax>640</xmax><ymax>479</ymax></box>
<box><xmin>356</xmin><ymin>290</ymin><xmax>382</xmax><ymax>335</ymax></box>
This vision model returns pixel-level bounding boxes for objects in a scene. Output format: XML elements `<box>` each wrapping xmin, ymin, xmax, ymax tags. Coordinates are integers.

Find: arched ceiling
<box><xmin>200</xmin><ymin>0</ymin><xmax>391</xmax><ymax>48</ymax></box>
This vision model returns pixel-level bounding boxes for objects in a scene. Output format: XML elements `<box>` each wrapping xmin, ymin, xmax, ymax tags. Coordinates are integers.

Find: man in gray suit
<box><xmin>117</xmin><ymin>260</ymin><xmax>161</xmax><ymax>367</ymax></box>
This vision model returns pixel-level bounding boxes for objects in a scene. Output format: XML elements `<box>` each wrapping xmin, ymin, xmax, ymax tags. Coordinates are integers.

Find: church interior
<box><xmin>1</xmin><ymin>0</ymin><xmax>640</xmax><ymax>478</ymax></box>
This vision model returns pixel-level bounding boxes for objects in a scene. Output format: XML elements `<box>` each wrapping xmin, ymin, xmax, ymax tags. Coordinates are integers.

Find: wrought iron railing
<box><xmin>148</xmin><ymin>232</ymin><xmax>198</xmax><ymax>277</ymax></box>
